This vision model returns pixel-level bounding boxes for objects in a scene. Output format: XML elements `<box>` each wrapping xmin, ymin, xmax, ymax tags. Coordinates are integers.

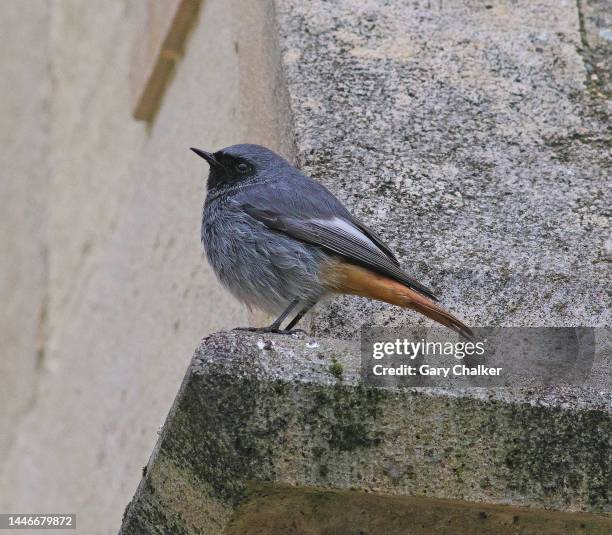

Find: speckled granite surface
<box><xmin>273</xmin><ymin>0</ymin><xmax>610</xmax><ymax>337</ymax></box>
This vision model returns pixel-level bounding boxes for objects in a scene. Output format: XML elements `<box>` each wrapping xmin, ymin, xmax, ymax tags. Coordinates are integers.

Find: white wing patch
<box><xmin>313</xmin><ymin>217</ymin><xmax>387</xmax><ymax>257</ymax></box>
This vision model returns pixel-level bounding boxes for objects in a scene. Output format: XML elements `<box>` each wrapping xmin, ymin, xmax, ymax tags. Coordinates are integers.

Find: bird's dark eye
<box><xmin>235</xmin><ymin>162</ymin><xmax>249</xmax><ymax>174</ymax></box>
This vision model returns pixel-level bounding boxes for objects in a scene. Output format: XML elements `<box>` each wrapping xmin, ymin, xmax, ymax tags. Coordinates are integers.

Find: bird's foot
<box><xmin>232</xmin><ymin>326</ymin><xmax>307</xmax><ymax>335</ymax></box>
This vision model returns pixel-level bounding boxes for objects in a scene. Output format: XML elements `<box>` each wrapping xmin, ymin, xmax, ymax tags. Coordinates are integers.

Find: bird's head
<box><xmin>191</xmin><ymin>143</ymin><xmax>289</xmax><ymax>192</ymax></box>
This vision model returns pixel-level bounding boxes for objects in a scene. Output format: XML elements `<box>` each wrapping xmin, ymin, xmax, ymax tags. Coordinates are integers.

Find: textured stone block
<box><xmin>119</xmin><ymin>332</ymin><xmax>611</xmax><ymax>533</ymax></box>
<box><xmin>272</xmin><ymin>0</ymin><xmax>611</xmax><ymax>338</ymax></box>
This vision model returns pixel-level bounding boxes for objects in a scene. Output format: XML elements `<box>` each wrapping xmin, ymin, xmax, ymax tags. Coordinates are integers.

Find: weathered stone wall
<box><xmin>0</xmin><ymin>0</ymin><xmax>51</xmax><ymax>469</ymax></box>
<box><xmin>0</xmin><ymin>1</ymin><xmax>287</xmax><ymax>533</ymax></box>
<box><xmin>274</xmin><ymin>0</ymin><xmax>611</xmax><ymax>337</ymax></box>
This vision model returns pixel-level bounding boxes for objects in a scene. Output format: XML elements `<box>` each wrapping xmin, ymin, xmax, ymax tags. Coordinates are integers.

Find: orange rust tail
<box><xmin>322</xmin><ymin>261</ymin><xmax>473</xmax><ymax>340</ymax></box>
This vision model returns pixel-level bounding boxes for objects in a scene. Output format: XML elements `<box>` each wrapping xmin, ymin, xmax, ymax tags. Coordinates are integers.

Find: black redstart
<box><xmin>192</xmin><ymin>144</ymin><xmax>472</xmax><ymax>339</ymax></box>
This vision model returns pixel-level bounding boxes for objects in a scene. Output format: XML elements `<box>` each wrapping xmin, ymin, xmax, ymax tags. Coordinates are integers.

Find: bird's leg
<box><xmin>233</xmin><ymin>298</ymin><xmax>300</xmax><ymax>334</ymax></box>
<box><xmin>268</xmin><ymin>298</ymin><xmax>301</xmax><ymax>331</ymax></box>
<box><xmin>284</xmin><ymin>300</ymin><xmax>317</xmax><ymax>331</ymax></box>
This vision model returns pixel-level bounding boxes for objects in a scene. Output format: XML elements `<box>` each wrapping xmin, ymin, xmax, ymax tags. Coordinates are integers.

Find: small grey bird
<box><xmin>192</xmin><ymin>144</ymin><xmax>472</xmax><ymax>339</ymax></box>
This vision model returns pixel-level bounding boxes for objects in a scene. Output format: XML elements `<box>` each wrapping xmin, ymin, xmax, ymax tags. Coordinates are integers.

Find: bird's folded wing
<box><xmin>347</xmin><ymin>216</ymin><xmax>401</xmax><ymax>266</ymax></box>
<box><xmin>241</xmin><ymin>203</ymin><xmax>437</xmax><ymax>300</ymax></box>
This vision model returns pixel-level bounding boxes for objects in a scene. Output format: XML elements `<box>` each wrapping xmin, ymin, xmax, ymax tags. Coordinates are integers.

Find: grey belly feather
<box><xmin>202</xmin><ymin>199</ymin><xmax>329</xmax><ymax>314</ymax></box>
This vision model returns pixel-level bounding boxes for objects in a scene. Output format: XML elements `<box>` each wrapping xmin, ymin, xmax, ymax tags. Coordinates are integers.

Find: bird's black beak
<box><xmin>190</xmin><ymin>147</ymin><xmax>220</xmax><ymax>167</ymax></box>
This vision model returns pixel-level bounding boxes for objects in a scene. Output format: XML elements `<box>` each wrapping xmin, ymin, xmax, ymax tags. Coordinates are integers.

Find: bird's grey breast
<box><xmin>202</xmin><ymin>192</ymin><xmax>328</xmax><ymax>313</ymax></box>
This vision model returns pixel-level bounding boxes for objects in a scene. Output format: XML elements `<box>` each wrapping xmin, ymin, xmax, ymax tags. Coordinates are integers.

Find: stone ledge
<box><xmin>119</xmin><ymin>332</ymin><xmax>611</xmax><ymax>534</ymax></box>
